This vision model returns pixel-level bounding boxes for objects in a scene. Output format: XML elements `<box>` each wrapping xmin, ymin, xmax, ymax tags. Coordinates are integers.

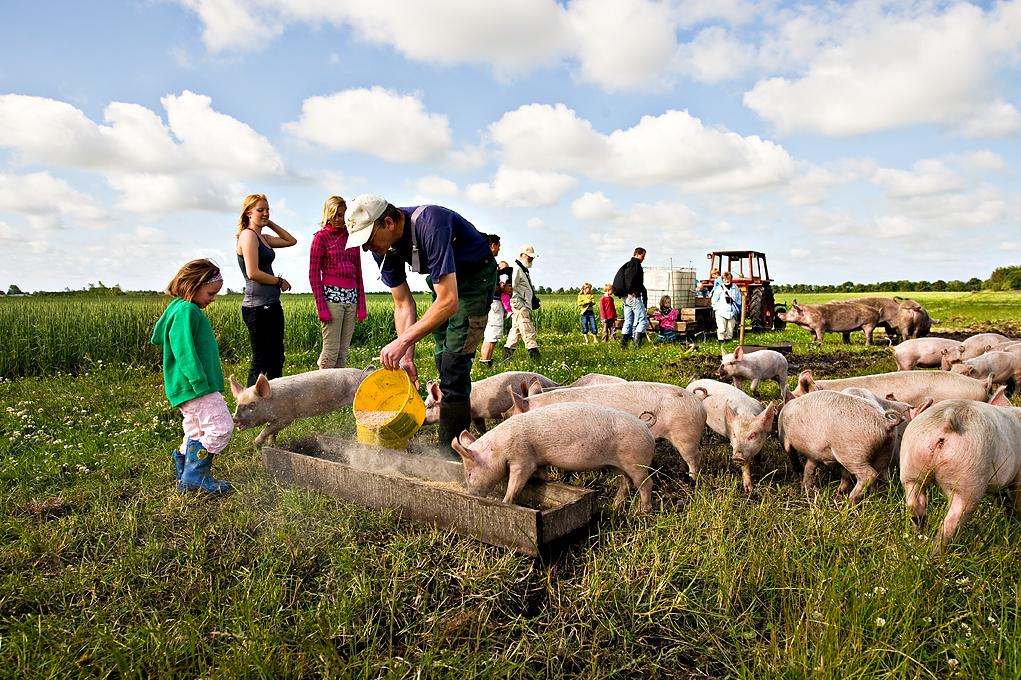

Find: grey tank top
<box><xmin>237</xmin><ymin>235</ymin><xmax>280</xmax><ymax>307</ymax></box>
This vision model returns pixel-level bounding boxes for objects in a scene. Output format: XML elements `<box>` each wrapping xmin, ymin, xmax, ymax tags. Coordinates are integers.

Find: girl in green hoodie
<box><xmin>151</xmin><ymin>259</ymin><xmax>233</xmax><ymax>494</ymax></box>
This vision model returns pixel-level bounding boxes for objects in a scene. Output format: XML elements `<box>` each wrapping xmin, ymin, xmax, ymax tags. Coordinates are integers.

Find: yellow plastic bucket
<box><xmin>353</xmin><ymin>368</ymin><xmax>426</xmax><ymax>449</ymax></box>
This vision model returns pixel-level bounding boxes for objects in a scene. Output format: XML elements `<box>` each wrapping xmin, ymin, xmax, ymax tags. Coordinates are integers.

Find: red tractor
<box><xmin>698</xmin><ymin>251</ymin><xmax>786</xmax><ymax>332</ymax></box>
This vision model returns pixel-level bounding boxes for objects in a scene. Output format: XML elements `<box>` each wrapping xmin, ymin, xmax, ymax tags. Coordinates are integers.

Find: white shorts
<box><xmin>483</xmin><ymin>299</ymin><xmax>506</xmax><ymax>344</ymax></box>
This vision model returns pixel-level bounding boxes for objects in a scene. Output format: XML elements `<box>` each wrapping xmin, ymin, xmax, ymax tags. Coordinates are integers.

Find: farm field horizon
<box><xmin>2</xmin><ymin>290</ymin><xmax>1020</xmax><ymax>677</ymax></box>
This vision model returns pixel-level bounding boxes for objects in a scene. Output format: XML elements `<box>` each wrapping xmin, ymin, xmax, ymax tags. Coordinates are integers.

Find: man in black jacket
<box><xmin>615</xmin><ymin>247</ymin><xmax>648</xmax><ymax>347</ymax></box>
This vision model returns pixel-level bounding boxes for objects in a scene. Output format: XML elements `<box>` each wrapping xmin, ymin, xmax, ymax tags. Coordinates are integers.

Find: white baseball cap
<box><xmin>519</xmin><ymin>245</ymin><xmax>538</xmax><ymax>258</ymax></box>
<box><xmin>344</xmin><ymin>194</ymin><xmax>389</xmax><ymax>249</ymax></box>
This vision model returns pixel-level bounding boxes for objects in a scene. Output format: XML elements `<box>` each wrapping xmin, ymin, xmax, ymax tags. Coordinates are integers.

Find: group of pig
<box><xmin>226</xmin><ymin>330</ymin><xmax>1020</xmax><ymax>558</ymax></box>
<box><xmin>430</xmin><ymin>333</ymin><xmax>1020</xmax><ymax>558</ymax></box>
<box><xmin>779</xmin><ymin>296</ymin><xmax>931</xmax><ymax>345</ymax></box>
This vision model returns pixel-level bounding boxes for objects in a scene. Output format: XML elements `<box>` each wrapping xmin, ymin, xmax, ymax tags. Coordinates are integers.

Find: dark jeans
<box><xmin>242</xmin><ymin>302</ymin><xmax>284</xmax><ymax>386</ymax></box>
<box><xmin>425</xmin><ymin>259</ymin><xmax>497</xmax><ymax>403</ymax></box>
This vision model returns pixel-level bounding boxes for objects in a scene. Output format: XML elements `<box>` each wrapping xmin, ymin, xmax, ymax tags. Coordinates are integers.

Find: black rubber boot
<box><xmin>479</xmin><ymin>359</ymin><xmax>493</xmax><ymax>369</ymax></box>
<box><xmin>620</xmin><ymin>333</ymin><xmax>632</xmax><ymax>348</ymax></box>
<box><xmin>438</xmin><ymin>400</ymin><xmax>473</xmax><ymax>461</ymax></box>
<box><xmin>635</xmin><ymin>332</ymin><xmax>646</xmax><ymax>348</ymax></box>
<box><xmin>502</xmin><ymin>346</ymin><xmax>515</xmax><ymax>361</ymax></box>
<box><xmin>528</xmin><ymin>347</ymin><xmax>541</xmax><ymax>360</ymax></box>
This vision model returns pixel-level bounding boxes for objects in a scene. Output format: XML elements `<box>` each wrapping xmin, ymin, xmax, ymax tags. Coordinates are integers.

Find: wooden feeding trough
<box><xmin>262</xmin><ymin>435</ymin><xmax>597</xmax><ymax>555</ymax></box>
<box><xmin>739</xmin><ymin>342</ymin><xmax>794</xmax><ymax>356</ymax></box>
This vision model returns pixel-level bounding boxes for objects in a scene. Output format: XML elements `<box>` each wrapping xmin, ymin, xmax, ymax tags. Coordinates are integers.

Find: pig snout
<box><xmin>731</xmin><ymin>450</ymin><xmax>747</xmax><ymax>465</ymax></box>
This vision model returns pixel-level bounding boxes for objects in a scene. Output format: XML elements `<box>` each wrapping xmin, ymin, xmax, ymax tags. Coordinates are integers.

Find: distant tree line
<box><xmin>6</xmin><ymin>266</ymin><xmax>1020</xmax><ymax>296</ymax></box>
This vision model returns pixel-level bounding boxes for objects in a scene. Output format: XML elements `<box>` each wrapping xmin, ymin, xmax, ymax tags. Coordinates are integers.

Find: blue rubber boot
<box><xmin>172</xmin><ymin>445</ymin><xmax>186</xmax><ymax>480</ymax></box>
<box><xmin>178</xmin><ymin>438</ymin><xmax>233</xmax><ymax>494</ymax></box>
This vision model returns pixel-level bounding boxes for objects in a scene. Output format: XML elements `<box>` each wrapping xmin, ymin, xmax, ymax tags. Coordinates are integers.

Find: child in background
<box><xmin>599</xmin><ymin>283</ymin><xmax>618</xmax><ymax>342</ymax></box>
<box><xmin>652</xmin><ymin>295</ymin><xmax>680</xmax><ymax>341</ymax></box>
<box><xmin>498</xmin><ymin>261</ymin><xmax>512</xmax><ymax>315</ymax></box>
<box><xmin>577</xmin><ymin>282</ymin><xmax>598</xmax><ymax>344</ymax></box>
<box><xmin>150</xmin><ymin>259</ymin><xmax>233</xmax><ymax>494</ymax></box>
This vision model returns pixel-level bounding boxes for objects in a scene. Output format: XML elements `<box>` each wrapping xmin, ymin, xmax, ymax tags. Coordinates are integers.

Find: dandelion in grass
<box><xmin>875</xmin><ymin>617</ymin><xmax>886</xmax><ymax>627</ymax></box>
<box><xmin>948</xmin><ymin>658</ymin><xmax>959</xmax><ymax>668</ymax></box>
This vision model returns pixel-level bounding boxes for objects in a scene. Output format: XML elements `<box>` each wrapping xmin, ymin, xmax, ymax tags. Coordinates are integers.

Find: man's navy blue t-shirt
<box><xmin>374</xmin><ymin>206</ymin><xmax>490</xmax><ymax>288</ymax></box>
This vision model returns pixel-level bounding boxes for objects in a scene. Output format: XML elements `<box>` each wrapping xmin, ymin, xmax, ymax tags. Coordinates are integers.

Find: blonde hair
<box><xmin>581</xmin><ymin>282</ymin><xmax>592</xmax><ymax>291</ymax></box>
<box><xmin>235</xmin><ymin>193</ymin><xmax>268</xmax><ymax>238</ymax></box>
<box><xmin>659</xmin><ymin>295</ymin><xmax>672</xmax><ymax>307</ymax></box>
<box><xmin>166</xmin><ymin>259</ymin><xmax>221</xmax><ymax>302</ymax></box>
<box><xmin>321</xmin><ymin>195</ymin><xmax>347</xmax><ymax>228</ymax></box>
<box><xmin>603</xmin><ymin>283</ymin><xmax>613</xmax><ymax>293</ymax></box>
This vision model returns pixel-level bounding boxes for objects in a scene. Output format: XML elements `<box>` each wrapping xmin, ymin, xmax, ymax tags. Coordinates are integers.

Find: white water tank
<box><xmin>644</xmin><ymin>267</ymin><xmax>697</xmax><ymax>309</ymax></box>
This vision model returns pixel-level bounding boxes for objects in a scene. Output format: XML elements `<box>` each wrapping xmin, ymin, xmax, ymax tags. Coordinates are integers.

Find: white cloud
<box><xmin>0</xmin><ymin>172</ymin><xmax>107</xmax><ymax>229</ymax></box>
<box><xmin>526</xmin><ymin>217</ymin><xmax>544</xmax><ymax>228</ymax></box>
<box><xmin>284</xmin><ymin>87</ymin><xmax>452</xmax><ymax>163</ymax></box>
<box><xmin>0</xmin><ymin>92</ymin><xmax>285</xmax><ymax>214</ymax></box>
<box><xmin>677</xmin><ymin>26</ymin><xmax>755</xmax><ymax>84</ymax></box>
<box><xmin>179</xmin><ymin>0</ymin><xmax>282</xmax><ymax>52</ymax></box>
<box><xmin>672</xmin><ymin>0</ymin><xmax>760</xmax><ymax>28</ymax></box>
<box><xmin>956</xmin><ymin>100</ymin><xmax>1021</xmax><ymax>139</ymax></box>
<box><xmin>744</xmin><ymin>2</ymin><xmax>1021</xmax><ymax>136</ymax></box>
<box><xmin>785</xmin><ymin>165</ymin><xmax>852</xmax><ymax>207</ymax></box>
<box><xmin>566</xmin><ymin>0</ymin><xmax>678</xmax><ymax>91</ymax></box>
<box><xmin>571</xmin><ymin>191</ymin><xmax>618</xmax><ymax>220</ymax></box>
<box><xmin>465</xmin><ymin>167</ymin><xmax>578</xmax><ymax>207</ymax></box>
<box><xmin>1001</xmin><ymin>242</ymin><xmax>1018</xmax><ymax>251</ymax></box>
<box><xmin>414</xmin><ymin>175</ymin><xmax>459</xmax><ymax>197</ymax></box>
<box><xmin>872</xmin><ymin>160</ymin><xmax>963</xmax><ymax>200</ymax></box>
<box><xmin>802</xmin><ymin>209</ymin><xmax>856</xmax><ymax>236</ymax></box>
<box><xmin>958</xmin><ymin>150</ymin><xmax>1008</xmax><ymax>174</ymax></box>
<box><xmin>789</xmin><ymin>247</ymin><xmax>810</xmax><ymax>258</ymax></box>
<box><xmin>489</xmin><ymin>104</ymin><xmax>794</xmax><ymax>192</ymax></box>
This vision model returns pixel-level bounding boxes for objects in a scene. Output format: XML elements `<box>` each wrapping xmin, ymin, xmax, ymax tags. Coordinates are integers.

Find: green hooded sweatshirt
<box><xmin>151</xmin><ymin>298</ymin><xmax>225</xmax><ymax>408</ymax></box>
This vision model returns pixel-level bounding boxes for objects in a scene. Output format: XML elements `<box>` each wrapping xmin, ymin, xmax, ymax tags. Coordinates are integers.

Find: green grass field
<box><xmin>1</xmin><ymin>291</ymin><xmax>1020</xmax><ymax>677</ymax></box>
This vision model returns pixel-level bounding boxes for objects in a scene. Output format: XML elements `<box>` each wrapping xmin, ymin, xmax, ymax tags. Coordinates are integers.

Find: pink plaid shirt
<box><xmin>309</xmin><ymin>226</ymin><xmax>367</xmax><ymax>321</ymax></box>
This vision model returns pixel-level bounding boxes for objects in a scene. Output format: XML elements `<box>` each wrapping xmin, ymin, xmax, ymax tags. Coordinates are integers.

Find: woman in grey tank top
<box><xmin>235</xmin><ymin>193</ymin><xmax>297</xmax><ymax>386</ymax></box>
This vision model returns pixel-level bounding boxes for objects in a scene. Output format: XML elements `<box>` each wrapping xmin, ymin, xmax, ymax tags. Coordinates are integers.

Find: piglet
<box><xmin>892</xmin><ymin>338</ymin><xmax>962</xmax><ymax>371</ymax></box>
<box><xmin>688</xmin><ymin>378</ymin><xmax>776</xmax><ymax>493</ymax></box>
<box><xmin>229</xmin><ymin>367</ymin><xmax>373</xmax><ymax>447</ymax></box>
<box><xmin>940</xmin><ymin>332</ymin><xmax>1013</xmax><ymax>367</ymax></box>
<box><xmin>424</xmin><ymin>371</ymin><xmax>560</xmax><ymax>432</ymax></box>
<box><xmin>947</xmin><ymin>350</ymin><xmax>1021</xmax><ymax>392</ymax></box>
<box><xmin>778</xmin><ymin>390</ymin><xmax>905</xmax><ymax>504</ymax></box>
<box><xmin>719</xmin><ymin>346</ymin><xmax>789</xmax><ymax>397</ymax></box>
<box><xmin>900</xmin><ymin>395</ymin><xmax>1020</xmax><ymax>558</ymax></box>
<box><xmin>452</xmin><ymin>402</ymin><xmax>657</xmax><ymax>511</ymax></box>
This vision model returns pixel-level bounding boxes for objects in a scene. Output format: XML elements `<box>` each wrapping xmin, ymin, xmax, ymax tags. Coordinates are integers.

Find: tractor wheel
<box><xmin>747</xmin><ymin>287</ymin><xmax>766</xmax><ymax>331</ymax></box>
<box><xmin>772</xmin><ymin>304</ymin><xmax>787</xmax><ymax>331</ymax></box>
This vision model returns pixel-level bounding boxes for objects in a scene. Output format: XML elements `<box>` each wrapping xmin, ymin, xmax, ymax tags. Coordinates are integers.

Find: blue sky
<box><xmin>1</xmin><ymin>0</ymin><xmax>1019</xmax><ymax>294</ymax></box>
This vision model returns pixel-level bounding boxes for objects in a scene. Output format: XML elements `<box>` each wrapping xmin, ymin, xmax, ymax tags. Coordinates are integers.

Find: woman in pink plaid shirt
<box><xmin>309</xmin><ymin>196</ymin><xmax>367</xmax><ymax>369</ymax></box>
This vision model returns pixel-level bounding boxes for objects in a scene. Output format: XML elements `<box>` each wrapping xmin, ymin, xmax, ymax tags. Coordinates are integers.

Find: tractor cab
<box><xmin>698</xmin><ymin>251</ymin><xmax>786</xmax><ymax>331</ymax></box>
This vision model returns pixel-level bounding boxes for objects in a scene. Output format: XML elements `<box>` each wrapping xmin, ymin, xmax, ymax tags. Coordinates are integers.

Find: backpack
<box><xmin>612</xmin><ymin>263</ymin><xmax>628</xmax><ymax>298</ymax></box>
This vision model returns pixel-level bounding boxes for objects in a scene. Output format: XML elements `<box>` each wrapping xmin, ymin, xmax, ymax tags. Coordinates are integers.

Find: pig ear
<box><xmin>989</xmin><ymin>385</ymin><xmax>1011</xmax><ymax>406</ymax></box>
<box><xmin>909</xmin><ymin>397</ymin><xmax>934</xmax><ymax>418</ymax></box>
<box><xmin>428</xmin><ymin>381</ymin><xmax>443</xmax><ymax>401</ymax></box>
<box><xmin>724</xmin><ymin>403</ymin><xmax>737</xmax><ymax>426</ymax></box>
<box><xmin>761</xmin><ymin>401</ymin><xmax>778</xmax><ymax>422</ymax></box>
<box><xmin>527</xmin><ymin>378</ymin><xmax>544</xmax><ymax>396</ymax></box>
<box><xmin>798</xmin><ymin>370</ymin><xmax>814</xmax><ymax>392</ymax></box>
<box><xmin>228</xmin><ymin>374</ymin><xmax>245</xmax><ymax>399</ymax></box>
<box><xmin>734</xmin><ymin>346</ymin><xmax>744</xmax><ymax>361</ymax></box>
<box><xmin>255</xmin><ymin>374</ymin><xmax>271</xmax><ymax>398</ymax></box>
<box><xmin>882</xmin><ymin>409</ymin><xmax>905</xmax><ymax>429</ymax></box>
<box><xmin>510</xmin><ymin>386</ymin><xmax>530</xmax><ymax>413</ymax></box>
<box><xmin>452</xmin><ymin>431</ymin><xmax>476</xmax><ymax>460</ymax></box>
<box><xmin>782</xmin><ymin>390</ymin><xmax>797</xmax><ymax>405</ymax></box>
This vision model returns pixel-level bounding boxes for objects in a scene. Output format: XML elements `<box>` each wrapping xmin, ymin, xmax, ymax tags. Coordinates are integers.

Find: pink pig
<box><xmin>452</xmin><ymin>402</ymin><xmax>657</xmax><ymax>511</ymax></box>
<box><xmin>900</xmin><ymin>395</ymin><xmax>1019</xmax><ymax>558</ymax></box>
<box><xmin>719</xmin><ymin>346</ymin><xmax>789</xmax><ymax>397</ymax></box>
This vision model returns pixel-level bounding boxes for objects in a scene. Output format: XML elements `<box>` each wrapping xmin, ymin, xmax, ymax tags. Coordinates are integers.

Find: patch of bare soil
<box><xmin>21</xmin><ymin>497</ymin><xmax>71</xmax><ymax>520</ymax></box>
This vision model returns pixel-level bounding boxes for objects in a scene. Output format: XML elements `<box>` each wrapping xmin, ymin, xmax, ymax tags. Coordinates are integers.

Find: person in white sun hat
<box><xmin>503</xmin><ymin>245</ymin><xmax>542</xmax><ymax>361</ymax></box>
<box><xmin>344</xmin><ymin>195</ymin><xmax>496</xmax><ymax>457</ymax></box>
